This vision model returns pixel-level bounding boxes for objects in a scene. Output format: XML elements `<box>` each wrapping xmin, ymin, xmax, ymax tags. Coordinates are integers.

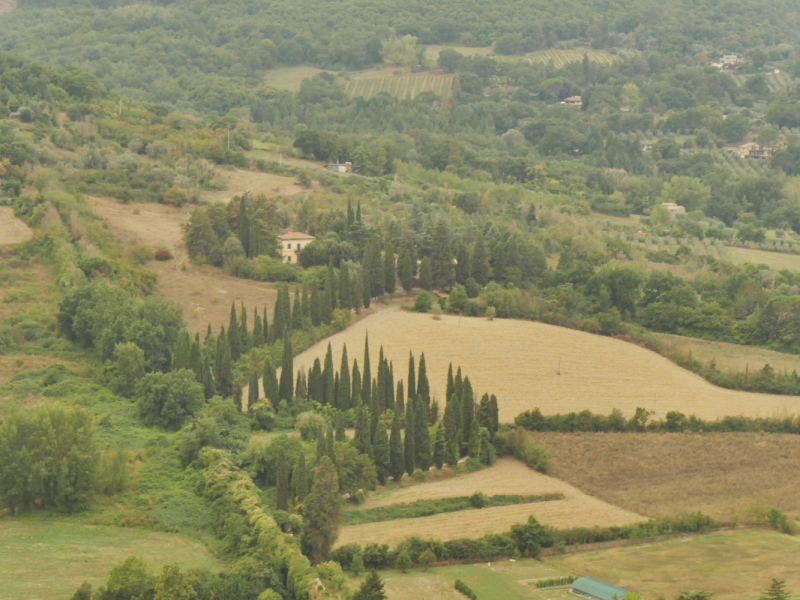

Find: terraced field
<box><xmin>521</xmin><ymin>48</ymin><xmax>616</xmax><ymax>67</ymax></box>
<box><xmin>345</xmin><ymin>73</ymin><xmax>454</xmax><ymax>100</ymax></box>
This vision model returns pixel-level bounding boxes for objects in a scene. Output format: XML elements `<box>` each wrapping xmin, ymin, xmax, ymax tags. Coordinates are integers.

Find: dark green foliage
<box><xmin>396</xmin><ymin>379</ymin><xmax>405</xmax><ymax>415</ymax></box>
<box><xmin>0</xmin><ymin>404</ymin><xmax>97</xmax><ymax>513</ymax></box>
<box><xmin>510</xmin><ymin>515</ymin><xmax>550</xmax><ymax>558</ymax></box>
<box><xmin>363</xmin><ymin>237</ymin><xmax>384</xmax><ymax>299</ymax></box>
<box><xmin>70</xmin><ymin>582</ymin><xmax>93</xmax><ymax>600</ymax></box>
<box><xmin>384</xmin><ymin>242</ymin><xmax>396</xmax><ymax>294</ymax></box>
<box><xmin>389</xmin><ymin>408</ymin><xmax>405</xmax><ymax>481</ymax></box>
<box><xmin>354</xmin><ymin>405</ymin><xmax>371</xmax><ymax>456</ymax></box>
<box><xmin>276</xmin><ymin>449</ymin><xmax>289</xmax><ymax>511</ymax></box>
<box><xmin>417</xmin><ymin>353</ymin><xmax>430</xmax><ymax>405</ymax></box>
<box><xmin>136</xmin><ymin>369</ymin><xmax>205</xmax><ymax>430</ymax></box>
<box><xmin>414</xmin><ymin>397</ymin><xmax>431</xmax><ymax>471</ymax></box>
<box><xmin>395</xmin><ymin>549</ymin><xmax>412</xmax><ymax>573</ymax></box>
<box><xmin>109</xmin><ymin>342</ymin><xmax>145</xmax><ymax>398</ymax></box>
<box><xmin>252</xmin><ymin>312</ymin><xmax>263</xmax><ymax>347</ymax></box>
<box><xmin>471</xmin><ymin>234</ymin><xmax>488</xmax><ymax>286</ymax></box>
<box><xmin>354</xmin><ymin>571</ymin><xmax>386</xmax><ymax>600</ymax></box>
<box><xmin>432</xmin><ymin>423</ymin><xmax>445</xmax><ymax>469</ymax></box>
<box><xmin>240</xmin><ymin>303</ymin><xmax>250</xmax><ymax>352</ymax></box>
<box><xmin>444</xmin><ymin>397</ymin><xmax>460</xmax><ymax>468</ymax></box>
<box><xmin>468</xmin><ymin>421</ymin><xmax>482</xmax><ymax>459</ymax></box>
<box><xmin>362</xmin><ymin>333</ymin><xmax>372</xmax><ymax>406</ymax></box>
<box><xmin>323</xmin><ymin>342</ymin><xmax>335</xmax><ymax>405</ymax></box>
<box><xmin>455</xmin><ymin>579</ymin><xmax>478</xmax><ymax>600</ymax></box>
<box><xmin>404</xmin><ymin>400</ymin><xmax>415</xmax><ymax>476</ymax></box>
<box><xmin>278</xmin><ymin>336</ymin><xmax>294</xmax><ymax>402</ymax></box>
<box><xmin>337</xmin><ymin>345</ymin><xmax>351</xmax><ymax>411</ymax></box>
<box><xmin>292</xmin><ymin>286</ymin><xmax>303</xmax><ymax>331</ymax></box>
<box><xmin>761</xmin><ymin>579</ymin><xmax>790</xmax><ymax>600</ymax></box>
<box><xmin>263</xmin><ymin>359</ymin><xmax>279</xmax><ymax>402</ymax></box>
<box><xmin>228</xmin><ymin>303</ymin><xmax>241</xmax><ymax>361</ymax></box>
<box><xmin>398</xmin><ymin>240</ymin><xmax>416</xmax><ymax>294</ymax></box>
<box><xmin>292</xmin><ymin>452</ymin><xmax>309</xmax><ymax>504</ymax></box>
<box><xmin>325</xmin><ymin>423</ymin><xmax>337</xmax><ymax>466</ymax></box>
<box><xmin>534</xmin><ymin>576</ymin><xmax>577</xmax><ymax>588</ymax></box>
<box><xmin>431</xmin><ymin>220</ymin><xmax>455</xmax><ymax>290</ymax></box>
<box><xmin>339</xmin><ymin>262</ymin><xmax>352</xmax><ymax>310</ymax></box>
<box><xmin>248</xmin><ymin>372</ymin><xmax>259</xmax><ymax>410</ymax></box>
<box><xmin>418</xmin><ymin>257</ymin><xmax>433</xmax><ymax>291</ymax></box>
<box><xmin>372</xmin><ymin>421</ymin><xmax>390</xmax><ymax>485</ymax></box>
<box><xmin>309</xmin><ymin>358</ymin><xmax>323</xmax><ymax>402</ymax></box>
<box><xmin>461</xmin><ymin>377</ymin><xmax>475</xmax><ymax>448</ymax></box>
<box><xmin>216</xmin><ymin>341</ymin><xmax>233</xmax><ymax>398</ymax></box>
<box><xmin>407</xmin><ymin>351</ymin><xmax>416</xmax><ymax>401</ymax></box>
<box><xmin>302</xmin><ymin>456</ymin><xmax>341</xmax><ymax>563</ymax></box>
<box><xmin>352</xmin><ymin>359</ymin><xmax>362</xmax><ymax>408</ymax></box>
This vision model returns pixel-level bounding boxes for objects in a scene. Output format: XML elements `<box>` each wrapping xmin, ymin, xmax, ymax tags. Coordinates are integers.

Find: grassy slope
<box><xmin>0</xmin><ymin>516</ymin><xmax>223</xmax><ymax>600</ymax></box>
<box><xmin>532</xmin><ymin>432</ymin><xmax>800</xmax><ymax>521</ymax></box>
<box><xmin>721</xmin><ymin>245</ymin><xmax>800</xmax><ymax>271</ymax></box>
<box><xmin>548</xmin><ymin>530</ymin><xmax>800</xmax><ymax>600</ymax></box>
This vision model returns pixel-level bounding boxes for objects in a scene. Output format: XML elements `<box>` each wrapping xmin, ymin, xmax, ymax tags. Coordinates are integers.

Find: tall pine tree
<box><xmin>471</xmin><ymin>232</ymin><xmax>489</xmax><ymax>287</ymax></box>
<box><xmin>372</xmin><ymin>420</ymin><xmax>390</xmax><ymax>485</ymax></box>
<box><xmin>396</xmin><ymin>379</ymin><xmax>405</xmax><ymax>415</ymax></box>
<box><xmin>337</xmin><ymin>344</ymin><xmax>351</xmax><ymax>411</ymax></box>
<box><xmin>362</xmin><ymin>333</ymin><xmax>371</xmax><ymax>406</ymax></box>
<box><xmin>414</xmin><ymin>397</ymin><xmax>431</xmax><ymax>471</ymax></box>
<box><xmin>431</xmin><ymin>219</ymin><xmax>455</xmax><ymax>290</ymax></box>
<box><xmin>404</xmin><ymin>400</ymin><xmax>415</xmax><ymax>476</ymax></box>
<box><xmin>309</xmin><ymin>358</ymin><xmax>323</xmax><ymax>402</ymax></box>
<box><xmin>432</xmin><ymin>423</ymin><xmax>445</xmax><ymax>469</ymax></box>
<box><xmin>240</xmin><ymin>303</ymin><xmax>250</xmax><ymax>352</ymax></box>
<box><xmin>407</xmin><ymin>351</ymin><xmax>416</xmax><ymax>401</ymax></box>
<box><xmin>252</xmin><ymin>312</ymin><xmax>263</xmax><ymax>347</ymax></box>
<box><xmin>397</xmin><ymin>238</ymin><xmax>416</xmax><ymax>293</ymax></box>
<box><xmin>263</xmin><ymin>359</ymin><xmax>279</xmax><ymax>402</ymax></box>
<box><xmin>351</xmin><ymin>359</ymin><xmax>362</xmax><ymax>407</ymax></box>
<box><xmin>322</xmin><ymin>342</ymin><xmax>335</xmax><ymax>406</ymax></box>
<box><xmin>276</xmin><ymin>449</ymin><xmax>289</xmax><ymax>511</ymax></box>
<box><xmin>248</xmin><ymin>372</ymin><xmax>259</xmax><ymax>410</ymax></box>
<box><xmin>228</xmin><ymin>303</ymin><xmax>241</xmax><ymax>361</ymax></box>
<box><xmin>389</xmin><ymin>408</ymin><xmax>404</xmax><ymax>481</ymax></box>
<box><xmin>292</xmin><ymin>286</ymin><xmax>303</xmax><ymax>330</ymax></box>
<box><xmin>417</xmin><ymin>353</ymin><xmax>430</xmax><ymax>406</ymax></box>
<box><xmin>292</xmin><ymin>453</ymin><xmax>309</xmax><ymax>504</ymax></box>
<box><xmin>384</xmin><ymin>242</ymin><xmax>395</xmax><ymax>295</ymax></box>
<box><xmin>217</xmin><ymin>341</ymin><xmax>233</xmax><ymax>398</ymax></box>
<box><xmin>279</xmin><ymin>335</ymin><xmax>294</xmax><ymax>402</ymax></box>
<box><xmin>339</xmin><ymin>262</ymin><xmax>352</xmax><ymax>310</ymax></box>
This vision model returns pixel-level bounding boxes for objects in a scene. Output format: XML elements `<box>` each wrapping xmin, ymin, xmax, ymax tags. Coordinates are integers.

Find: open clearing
<box><xmin>265</xmin><ymin>66</ymin><xmax>333</xmax><ymax>92</ymax></box>
<box><xmin>88</xmin><ymin>196</ymin><xmax>279</xmax><ymax>334</ymax></box>
<box><xmin>532</xmin><ymin>432</ymin><xmax>800</xmax><ymax>521</ymax></box>
<box><xmin>0</xmin><ymin>207</ymin><xmax>33</xmax><ymax>246</ymax></box>
<box><xmin>721</xmin><ymin>245</ymin><xmax>800</xmax><ymax>271</ymax></box>
<box><xmin>292</xmin><ymin>307</ymin><xmax>800</xmax><ymax>421</ymax></box>
<box><xmin>654</xmin><ymin>332</ymin><xmax>800</xmax><ymax>373</ymax></box>
<box><xmin>201</xmin><ymin>167</ymin><xmax>307</xmax><ymax>203</ymax></box>
<box><xmin>336</xmin><ymin>458</ymin><xmax>646</xmax><ymax>547</ymax></box>
<box><xmin>0</xmin><ymin>518</ymin><xmax>223</xmax><ymax>600</ymax></box>
<box><xmin>344</xmin><ymin>70</ymin><xmax>454</xmax><ymax>100</ymax></box>
<box><xmin>548</xmin><ymin>529</ymin><xmax>800</xmax><ymax>600</ymax></box>
<box><xmin>350</xmin><ymin>560</ymin><xmax>571</xmax><ymax>600</ymax></box>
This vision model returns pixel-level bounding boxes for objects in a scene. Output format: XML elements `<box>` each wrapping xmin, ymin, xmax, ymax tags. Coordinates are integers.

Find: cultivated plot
<box><xmin>0</xmin><ymin>207</ymin><xmax>33</xmax><ymax>246</ymax></box>
<box><xmin>292</xmin><ymin>308</ymin><xmax>800</xmax><ymax>421</ymax></box>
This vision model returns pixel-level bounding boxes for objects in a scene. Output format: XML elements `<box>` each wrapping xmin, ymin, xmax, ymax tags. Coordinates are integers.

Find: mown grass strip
<box><xmin>342</xmin><ymin>493</ymin><xmax>564</xmax><ymax>526</ymax></box>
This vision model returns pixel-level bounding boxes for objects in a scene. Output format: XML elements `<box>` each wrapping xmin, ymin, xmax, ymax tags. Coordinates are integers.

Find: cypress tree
<box><xmin>325</xmin><ymin>423</ymin><xmax>337</xmax><ymax>466</ymax></box>
<box><xmin>404</xmin><ymin>400</ymin><xmax>415</xmax><ymax>476</ymax></box>
<box><xmin>354</xmin><ymin>404</ymin><xmax>370</xmax><ymax>455</ymax></box>
<box><xmin>337</xmin><ymin>344</ymin><xmax>351</xmax><ymax>411</ymax></box>
<box><xmin>302</xmin><ymin>286</ymin><xmax>311</xmax><ymax>321</ymax></box>
<box><xmin>279</xmin><ymin>336</ymin><xmax>294</xmax><ymax>402</ymax></box>
<box><xmin>456</xmin><ymin>240</ymin><xmax>470</xmax><ymax>285</ymax></box>
<box><xmin>444</xmin><ymin>397</ymin><xmax>459</xmax><ymax>467</ymax></box>
<box><xmin>418</xmin><ymin>256</ymin><xmax>432</xmax><ymax>291</ymax></box>
<box><xmin>309</xmin><ymin>358</ymin><xmax>323</xmax><ymax>402</ymax></box>
<box><xmin>353</xmin><ymin>273</ymin><xmax>364</xmax><ymax>311</ymax></box>
<box><xmin>296</xmin><ymin>370</ymin><xmax>307</xmax><ymax>401</ymax></box>
<box><xmin>351</xmin><ymin>359</ymin><xmax>362</xmax><ymax>407</ymax></box>
<box><xmin>490</xmin><ymin>394</ymin><xmax>499</xmax><ymax>434</ymax></box>
<box><xmin>461</xmin><ymin>377</ymin><xmax>475</xmax><ymax>449</ymax></box>
<box><xmin>364</xmin><ymin>238</ymin><xmax>384</xmax><ymax>298</ymax></box>
<box><xmin>310</xmin><ymin>287</ymin><xmax>322</xmax><ymax>326</ymax></box>
<box><xmin>240</xmin><ymin>303</ymin><xmax>250</xmax><ymax>352</ymax></box>
<box><xmin>272</xmin><ymin>287</ymin><xmax>286</xmax><ymax>341</ymax></box>
<box><xmin>263</xmin><ymin>359</ymin><xmax>279</xmax><ymax>402</ymax></box>
<box><xmin>414</xmin><ymin>397</ymin><xmax>431</xmax><ymax>471</ymax></box>
<box><xmin>334</xmin><ymin>412</ymin><xmax>346</xmax><ymax>442</ymax></box>
<box><xmin>389</xmin><ymin>408</ymin><xmax>404</xmax><ymax>481</ymax></box>
<box><xmin>322</xmin><ymin>283</ymin><xmax>334</xmax><ymax>325</ymax></box>
<box><xmin>433</xmin><ymin>423</ymin><xmax>445</xmax><ymax>469</ymax></box>
<box><xmin>249</xmin><ymin>221</ymin><xmax>260</xmax><ymax>259</ymax></box>
<box><xmin>407</xmin><ymin>351</ymin><xmax>416</xmax><ymax>401</ymax></box>
<box><xmin>369</xmin><ymin>380</ymin><xmax>380</xmax><ymax>443</ymax></box>
<box><xmin>361</xmin><ymin>269</ymin><xmax>371</xmax><ymax>309</ymax></box>
<box><xmin>248</xmin><ymin>372</ymin><xmax>259</xmax><ymax>410</ymax></box>
<box><xmin>362</xmin><ymin>333</ymin><xmax>371</xmax><ymax>406</ymax></box>
<box><xmin>334</xmin><ymin>372</ymin><xmax>339</xmax><ymax>409</ymax></box>
<box><xmin>263</xmin><ymin>307</ymin><xmax>269</xmax><ymax>346</ymax></box>
<box><xmin>471</xmin><ymin>232</ymin><xmax>489</xmax><ymax>286</ymax></box>
<box><xmin>215</xmin><ymin>327</ymin><xmax>226</xmax><ymax>376</ymax></box>
<box><xmin>372</xmin><ymin>420</ymin><xmax>390</xmax><ymax>485</ymax></box>
<box><xmin>347</xmin><ymin>199</ymin><xmax>355</xmax><ymax>229</ymax></box>
<box><xmin>468</xmin><ymin>420</ymin><xmax>482</xmax><ymax>459</ymax></box>
<box><xmin>239</xmin><ymin>195</ymin><xmax>250</xmax><ymax>258</ymax></box>
<box><xmin>431</xmin><ymin>219</ymin><xmax>455</xmax><ymax>290</ymax></box>
<box><xmin>206</xmin><ymin>323</ymin><xmax>212</xmax><ymax>343</ymax></box>
<box><xmin>477</xmin><ymin>393</ymin><xmax>492</xmax><ymax>432</ymax></box>
<box><xmin>396</xmin><ymin>379</ymin><xmax>405</xmax><ymax>415</ymax></box>
<box><xmin>201</xmin><ymin>355</ymin><xmax>216</xmax><ymax>399</ymax></box>
<box><xmin>356</xmin><ymin>200</ymin><xmax>362</xmax><ymax>222</ymax></box>
<box><xmin>189</xmin><ymin>339</ymin><xmax>202</xmax><ymax>382</ymax></box>
<box><xmin>327</xmin><ymin>260</ymin><xmax>338</xmax><ymax>312</ymax></box>
<box><xmin>292</xmin><ymin>286</ymin><xmax>303</xmax><ymax>330</ymax></box>
<box><xmin>292</xmin><ymin>453</ymin><xmax>309</xmax><ymax>504</ymax></box>
<box><xmin>217</xmin><ymin>342</ymin><xmax>233</xmax><ymax>398</ymax></box>
<box><xmin>386</xmin><ymin>361</ymin><xmax>395</xmax><ymax>412</ymax></box>
<box><xmin>417</xmin><ymin>353</ymin><xmax>430</xmax><ymax>406</ymax></box>
<box><xmin>253</xmin><ymin>312</ymin><xmax>263</xmax><ymax>348</ymax></box>
<box><xmin>172</xmin><ymin>330</ymin><xmax>190</xmax><ymax>371</ymax></box>
<box><xmin>276</xmin><ymin>449</ymin><xmax>289</xmax><ymax>511</ymax></box>
<box><xmin>228</xmin><ymin>303</ymin><xmax>241</xmax><ymax>361</ymax></box>
<box><xmin>398</xmin><ymin>239</ymin><xmax>416</xmax><ymax>293</ymax></box>
<box><xmin>322</xmin><ymin>343</ymin><xmax>335</xmax><ymax>406</ymax></box>
<box><xmin>338</xmin><ymin>261</ymin><xmax>352</xmax><ymax>310</ymax></box>
<box><xmin>376</xmin><ymin>347</ymin><xmax>386</xmax><ymax>412</ymax></box>
<box><xmin>447</xmin><ymin>363</ymin><xmax>456</xmax><ymax>406</ymax></box>
<box><xmin>316</xmin><ymin>425</ymin><xmax>326</xmax><ymax>465</ymax></box>
<box><xmin>384</xmin><ymin>241</ymin><xmax>396</xmax><ymax>295</ymax></box>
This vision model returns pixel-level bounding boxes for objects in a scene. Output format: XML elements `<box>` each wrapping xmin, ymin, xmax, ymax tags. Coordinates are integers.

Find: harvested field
<box><xmin>721</xmin><ymin>245</ymin><xmax>800</xmax><ymax>271</ymax></box>
<box><xmin>291</xmin><ymin>307</ymin><xmax>800</xmax><ymax>421</ymax></box>
<box><xmin>654</xmin><ymin>332</ymin><xmax>800</xmax><ymax>373</ymax></box>
<box><xmin>88</xmin><ymin>197</ymin><xmax>279</xmax><ymax>334</ymax></box>
<box><xmin>0</xmin><ymin>518</ymin><xmax>222</xmax><ymax>600</ymax></box>
<box><xmin>265</xmin><ymin>66</ymin><xmax>332</xmax><ymax>92</ymax></box>
<box><xmin>533</xmin><ymin>432</ymin><xmax>800</xmax><ymax>521</ymax></box>
<box><xmin>336</xmin><ymin>458</ymin><xmax>646</xmax><ymax>547</ymax></box>
<box><xmin>547</xmin><ymin>529</ymin><xmax>800</xmax><ymax>600</ymax></box>
<box><xmin>0</xmin><ymin>207</ymin><xmax>33</xmax><ymax>246</ymax></box>
<box><xmin>201</xmin><ymin>167</ymin><xmax>307</xmax><ymax>203</ymax></box>
<box><xmin>345</xmin><ymin>71</ymin><xmax>454</xmax><ymax>100</ymax></box>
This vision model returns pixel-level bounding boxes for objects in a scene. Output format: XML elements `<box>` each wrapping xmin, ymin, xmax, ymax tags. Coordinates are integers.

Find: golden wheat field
<box><xmin>291</xmin><ymin>307</ymin><xmax>800</xmax><ymax>421</ymax></box>
<box><xmin>335</xmin><ymin>458</ymin><xmax>646</xmax><ymax>548</ymax></box>
<box><xmin>0</xmin><ymin>207</ymin><xmax>33</xmax><ymax>246</ymax></box>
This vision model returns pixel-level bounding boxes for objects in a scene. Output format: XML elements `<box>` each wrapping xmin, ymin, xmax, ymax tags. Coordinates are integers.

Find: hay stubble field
<box><xmin>292</xmin><ymin>308</ymin><xmax>800</xmax><ymax>421</ymax></box>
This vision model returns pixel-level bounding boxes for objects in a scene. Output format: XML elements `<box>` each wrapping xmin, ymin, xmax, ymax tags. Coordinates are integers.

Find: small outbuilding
<box><xmin>570</xmin><ymin>577</ymin><xmax>630</xmax><ymax>600</ymax></box>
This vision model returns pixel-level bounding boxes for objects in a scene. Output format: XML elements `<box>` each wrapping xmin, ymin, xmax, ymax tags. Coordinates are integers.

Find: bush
<box><xmin>154</xmin><ymin>247</ymin><xmax>173</xmax><ymax>261</ymax></box>
<box><xmin>470</xmin><ymin>492</ymin><xmax>487</xmax><ymax>508</ymax></box>
<box><xmin>250</xmin><ymin>398</ymin><xmax>276</xmax><ymax>431</ymax></box>
<box><xmin>418</xmin><ymin>549</ymin><xmax>436</xmax><ymax>569</ymax></box>
<box><xmin>414</xmin><ymin>290</ymin><xmax>434</xmax><ymax>312</ymax></box>
<box><xmin>295</xmin><ymin>411</ymin><xmax>326</xmax><ymax>441</ymax></box>
<box><xmin>135</xmin><ymin>369</ymin><xmax>205</xmax><ymax>430</ymax></box>
<box><xmin>395</xmin><ymin>548</ymin><xmax>412</xmax><ymax>572</ymax></box>
<box><xmin>455</xmin><ymin>579</ymin><xmax>478</xmax><ymax>599</ymax></box>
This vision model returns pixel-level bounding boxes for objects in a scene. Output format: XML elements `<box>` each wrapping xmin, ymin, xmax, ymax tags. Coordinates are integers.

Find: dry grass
<box><xmin>88</xmin><ymin>196</ymin><xmax>280</xmax><ymax>334</ymax></box>
<box><xmin>292</xmin><ymin>307</ymin><xmax>800</xmax><ymax>421</ymax></box>
<box><xmin>201</xmin><ymin>167</ymin><xmax>307</xmax><ymax>203</ymax></box>
<box><xmin>547</xmin><ymin>529</ymin><xmax>800</xmax><ymax>600</ymax></box>
<box><xmin>721</xmin><ymin>245</ymin><xmax>800</xmax><ymax>271</ymax></box>
<box><xmin>336</xmin><ymin>458</ymin><xmax>646</xmax><ymax>548</ymax></box>
<box><xmin>0</xmin><ymin>355</ymin><xmax>83</xmax><ymax>386</ymax></box>
<box><xmin>532</xmin><ymin>432</ymin><xmax>800</xmax><ymax>521</ymax></box>
<box><xmin>654</xmin><ymin>332</ymin><xmax>800</xmax><ymax>373</ymax></box>
<box><xmin>264</xmin><ymin>66</ymin><xmax>333</xmax><ymax>92</ymax></box>
<box><xmin>0</xmin><ymin>207</ymin><xmax>32</xmax><ymax>246</ymax></box>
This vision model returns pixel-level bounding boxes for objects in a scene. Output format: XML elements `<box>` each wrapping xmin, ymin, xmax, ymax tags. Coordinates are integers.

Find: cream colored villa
<box><xmin>279</xmin><ymin>231</ymin><xmax>315</xmax><ymax>264</ymax></box>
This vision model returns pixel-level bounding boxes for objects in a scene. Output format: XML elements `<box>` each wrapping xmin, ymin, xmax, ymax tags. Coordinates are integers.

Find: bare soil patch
<box><xmin>201</xmin><ymin>168</ymin><xmax>307</xmax><ymax>203</ymax></box>
<box><xmin>0</xmin><ymin>0</ymin><xmax>16</xmax><ymax>15</ymax></box>
<box><xmin>292</xmin><ymin>308</ymin><xmax>800</xmax><ymax>421</ymax></box>
<box><xmin>533</xmin><ymin>431</ymin><xmax>800</xmax><ymax>521</ymax></box>
<box><xmin>0</xmin><ymin>207</ymin><xmax>33</xmax><ymax>246</ymax></box>
<box><xmin>336</xmin><ymin>458</ymin><xmax>646</xmax><ymax>548</ymax></box>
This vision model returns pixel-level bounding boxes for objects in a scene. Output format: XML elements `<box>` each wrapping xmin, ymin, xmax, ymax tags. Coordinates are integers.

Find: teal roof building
<box><xmin>570</xmin><ymin>577</ymin><xmax>630</xmax><ymax>600</ymax></box>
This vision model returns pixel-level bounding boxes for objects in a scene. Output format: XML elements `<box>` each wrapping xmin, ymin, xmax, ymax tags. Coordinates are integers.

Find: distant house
<box><xmin>570</xmin><ymin>577</ymin><xmax>630</xmax><ymax>600</ymax></box>
<box><xmin>721</xmin><ymin>54</ymin><xmax>739</xmax><ymax>64</ymax></box>
<box><xmin>735</xmin><ymin>142</ymin><xmax>773</xmax><ymax>158</ymax></box>
<box><xmin>641</xmin><ymin>143</ymin><xmax>654</xmax><ymax>151</ymax></box>
<box><xmin>661</xmin><ymin>202</ymin><xmax>686</xmax><ymax>216</ymax></box>
<box><xmin>278</xmin><ymin>231</ymin><xmax>315</xmax><ymax>264</ymax></box>
<box><xmin>326</xmin><ymin>162</ymin><xmax>352</xmax><ymax>173</ymax></box>
<box><xmin>562</xmin><ymin>96</ymin><xmax>583</xmax><ymax>107</ymax></box>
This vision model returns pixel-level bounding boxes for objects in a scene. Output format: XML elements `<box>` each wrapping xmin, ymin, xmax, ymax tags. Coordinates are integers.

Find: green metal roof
<box><xmin>570</xmin><ymin>577</ymin><xmax>630</xmax><ymax>600</ymax></box>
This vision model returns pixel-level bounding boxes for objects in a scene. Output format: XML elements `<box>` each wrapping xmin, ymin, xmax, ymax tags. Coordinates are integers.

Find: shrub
<box><xmin>395</xmin><ymin>548</ymin><xmax>412</xmax><ymax>572</ymax></box>
<box><xmin>414</xmin><ymin>290</ymin><xmax>434</xmax><ymax>312</ymax></box>
<box><xmin>250</xmin><ymin>398</ymin><xmax>276</xmax><ymax>431</ymax></box>
<box><xmin>295</xmin><ymin>411</ymin><xmax>326</xmax><ymax>441</ymax></box>
<box><xmin>418</xmin><ymin>549</ymin><xmax>436</xmax><ymax>569</ymax></box>
<box><xmin>154</xmin><ymin>247</ymin><xmax>173</xmax><ymax>261</ymax></box>
<box><xmin>470</xmin><ymin>492</ymin><xmax>487</xmax><ymax>508</ymax></box>
<box><xmin>455</xmin><ymin>579</ymin><xmax>478</xmax><ymax>599</ymax></box>
<box><xmin>534</xmin><ymin>576</ymin><xmax>576</xmax><ymax>588</ymax></box>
